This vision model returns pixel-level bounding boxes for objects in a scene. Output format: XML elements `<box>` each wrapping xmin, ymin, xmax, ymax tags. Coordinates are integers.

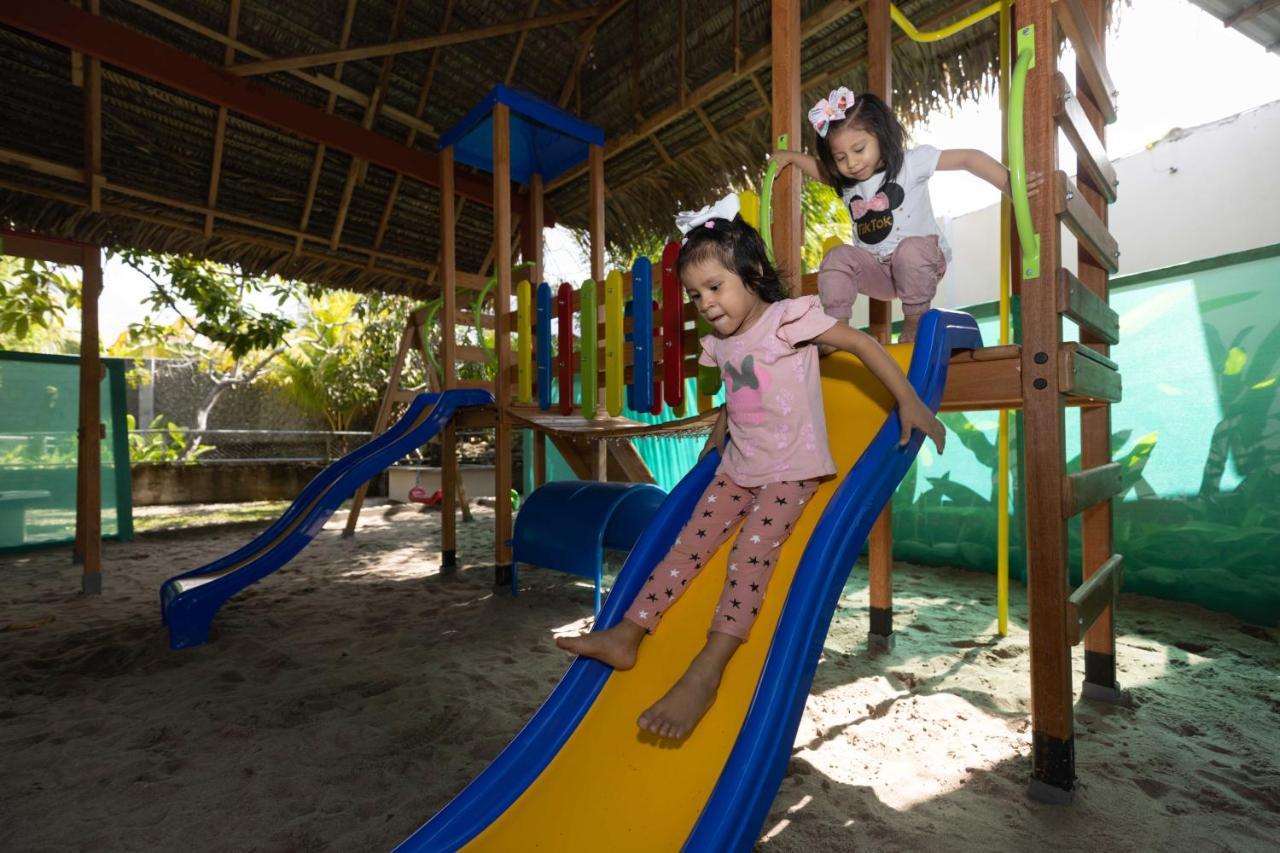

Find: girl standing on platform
<box><xmin>771</xmin><ymin>88</ymin><xmax>1009</xmax><ymax>341</ymax></box>
<box><xmin>557</xmin><ymin>195</ymin><xmax>944</xmax><ymax>740</ymax></box>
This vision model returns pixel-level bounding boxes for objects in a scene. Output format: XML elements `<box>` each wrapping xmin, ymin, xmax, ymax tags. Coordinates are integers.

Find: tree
<box><xmin>0</xmin><ymin>257</ymin><xmax>81</xmax><ymax>353</ymax></box>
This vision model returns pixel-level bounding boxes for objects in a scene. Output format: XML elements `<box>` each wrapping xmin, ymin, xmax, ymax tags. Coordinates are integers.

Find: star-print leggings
<box><xmin>623</xmin><ymin>475</ymin><xmax>821</xmax><ymax>642</ymax></box>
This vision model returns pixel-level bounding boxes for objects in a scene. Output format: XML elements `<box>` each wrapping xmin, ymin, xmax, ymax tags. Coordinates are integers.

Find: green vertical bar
<box><xmin>580</xmin><ymin>279</ymin><xmax>598</xmax><ymax>418</ymax></box>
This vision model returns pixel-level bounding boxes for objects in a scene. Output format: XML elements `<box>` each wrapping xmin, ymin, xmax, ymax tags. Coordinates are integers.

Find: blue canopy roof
<box><xmin>437</xmin><ymin>85</ymin><xmax>605</xmax><ymax>185</ymax></box>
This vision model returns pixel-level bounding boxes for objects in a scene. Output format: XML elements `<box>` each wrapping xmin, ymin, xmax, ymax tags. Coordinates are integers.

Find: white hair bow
<box><xmin>674</xmin><ymin>193</ymin><xmax>741</xmax><ymax>235</ymax></box>
<box><xmin>808</xmin><ymin>86</ymin><xmax>856</xmax><ymax>138</ymax></box>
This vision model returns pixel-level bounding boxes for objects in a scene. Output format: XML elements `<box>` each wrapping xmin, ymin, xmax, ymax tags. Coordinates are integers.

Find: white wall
<box><xmin>847</xmin><ymin>99</ymin><xmax>1280</xmax><ymax>325</ymax></box>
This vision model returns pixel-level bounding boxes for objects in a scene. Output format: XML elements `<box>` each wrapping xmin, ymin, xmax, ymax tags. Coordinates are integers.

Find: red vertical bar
<box><xmin>557</xmin><ymin>282</ymin><xmax>574</xmax><ymax>415</ymax></box>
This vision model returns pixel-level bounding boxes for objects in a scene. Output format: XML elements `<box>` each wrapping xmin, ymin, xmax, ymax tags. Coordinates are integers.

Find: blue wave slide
<box><xmin>160</xmin><ymin>388</ymin><xmax>494</xmax><ymax>651</ymax></box>
<box><xmin>396</xmin><ymin>310</ymin><xmax>981</xmax><ymax>852</ymax></box>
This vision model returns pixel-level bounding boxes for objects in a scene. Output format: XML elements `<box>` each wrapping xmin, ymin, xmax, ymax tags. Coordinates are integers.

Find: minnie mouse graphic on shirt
<box><xmin>848</xmin><ymin>181</ymin><xmax>905</xmax><ymax>246</ymax></box>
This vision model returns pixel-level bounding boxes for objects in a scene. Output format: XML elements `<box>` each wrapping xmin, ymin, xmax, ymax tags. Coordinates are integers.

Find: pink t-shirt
<box><xmin>699</xmin><ymin>296</ymin><xmax>838</xmax><ymax>487</ymax></box>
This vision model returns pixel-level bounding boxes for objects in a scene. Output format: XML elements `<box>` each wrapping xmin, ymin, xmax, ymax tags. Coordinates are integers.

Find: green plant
<box><xmin>127</xmin><ymin>414</ymin><xmax>215</xmax><ymax>464</ymax></box>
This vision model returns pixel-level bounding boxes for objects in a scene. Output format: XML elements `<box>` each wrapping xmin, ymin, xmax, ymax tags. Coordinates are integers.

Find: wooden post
<box><xmin>865</xmin><ymin>0</ymin><xmax>895</xmax><ymax>647</ymax></box>
<box><xmin>523</xmin><ymin>173</ymin><xmax>547</xmax><ymax>489</ymax></box>
<box><xmin>493</xmin><ymin>103</ymin><xmax>515</xmax><ymax>586</ymax></box>
<box><xmin>343</xmin><ymin>310</ymin><xmax>418</xmax><ymax>536</ymax></box>
<box><xmin>76</xmin><ymin>246</ymin><xmax>103</xmax><ymax>593</ymax></box>
<box><xmin>440</xmin><ymin>145</ymin><xmax>460</xmax><ymax>570</ymax></box>
<box><xmin>1018</xmin><ymin>0</ymin><xmax>1075</xmax><ymax>803</ymax></box>
<box><xmin>770</xmin><ymin>0</ymin><xmax>802</xmax><ymax>288</ymax></box>
<box><xmin>588</xmin><ymin>143</ymin><xmax>607</xmax><ymax>479</ymax></box>
<box><xmin>1077</xmin><ymin>0</ymin><xmax>1120</xmax><ymax>702</ymax></box>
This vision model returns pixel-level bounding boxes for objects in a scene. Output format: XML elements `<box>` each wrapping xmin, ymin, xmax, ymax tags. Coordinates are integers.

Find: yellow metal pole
<box><xmin>997</xmin><ymin>0</ymin><xmax>1011</xmax><ymax>637</ymax></box>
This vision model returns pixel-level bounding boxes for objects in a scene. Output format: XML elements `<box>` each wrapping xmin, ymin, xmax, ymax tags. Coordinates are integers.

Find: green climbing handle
<box><xmin>473</xmin><ymin>261</ymin><xmax>534</xmax><ymax>367</ymax></box>
<box><xmin>759</xmin><ymin>133</ymin><xmax>787</xmax><ymax>262</ymax></box>
<box><xmin>1009</xmin><ymin>24</ymin><xmax>1040</xmax><ymax>281</ymax></box>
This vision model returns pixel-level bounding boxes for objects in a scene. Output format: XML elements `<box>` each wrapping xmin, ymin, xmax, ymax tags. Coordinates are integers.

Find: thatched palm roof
<box><xmin>0</xmin><ymin>0</ymin><xmax>1026</xmax><ymax>299</ymax></box>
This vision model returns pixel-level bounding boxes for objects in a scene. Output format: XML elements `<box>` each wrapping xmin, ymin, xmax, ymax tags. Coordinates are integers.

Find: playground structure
<box><xmin>385</xmin><ymin>0</ymin><xmax>1125</xmax><ymax>811</ymax></box>
<box><xmin>0</xmin><ymin>0</ymin><xmax>1126</xmax><ymax>817</ymax></box>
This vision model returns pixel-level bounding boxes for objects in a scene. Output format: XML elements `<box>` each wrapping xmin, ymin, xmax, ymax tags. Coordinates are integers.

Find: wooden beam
<box><xmin>1055</xmin><ymin>171</ymin><xmax>1119</xmax><ymax>273</ymax></box>
<box><xmin>298</xmin><ymin>0</ymin><xmax>357</xmax><ymax>257</ymax></box>
<box><xmin>1075</xmin><ymin>0</ymin><xmax>1119</xmax><ymax>697</ymax></box>
<box><xmin>692</xmin><ymin>106</ymin><xmax>722</xmax><ymax>143</ymax></box>
<box><xmin>1052</xmin><ymin>0</ymin><xmax>1117</xmax><ymax>123</ymax></box>
<box><xmin>506</xmin><ymin>0</ymin><xmax>541</xmax><ymax>83</ymax></box>
<box><xmin>123</xmin><ymin>0</ymin><xmax>436</xmax><ymax>141</ymax></box>
<box><xmin>733</xmin><ymin>0</ymin><xmax>742</xmax><ymax>72</ymax></box>
<box><xmin>545</xmin><ymin>0</ymin><xmax>866</xmax><ymax>192</ymax></box>
<box><xmin>862</xmin><ymin>0</ymin><xmax>895</xmax><ymax>644</ymax></box>
<box><xmin>231</xmin><ymin>7</ymin><xmax>600</xmax><ymax>77</ymax></box>
<box><xmin>0</xmin><ymin>175</ymin><xmax>439</xmax><ymax>293</ymax></box>
<box><xmin>1067</xmin><ymin>554</ymin><xmax>1122</xmax><ymax>645</ymax></box>
<box><xmin>649</xmin><ymin>134</ymin><xmax>675</xmax><ymax>166</ymax></box>
<box><xmin>204</xmin><ymin>0</ymin><xmax>240</xmax><ymax>238</ymax></box>
<box><xmin>371</xmin><ymin>0</ymin><xmax>456</xmax><ymax>258</ymax></box>
<box><xmin>1059</xmin><ymin>342</ymin><xmax>1121</xmax><ymax>403</ymax></box>
<box><xmin>76</xmin><ymin>246</ymin><xmax>103</xmax><ymax>593</ymax></box>
<box><xmin>1058</xmin><ymin>268</ymin><xmax>1118</xmax><ymax>344</ymax></box>
<box><xmin>330</xmin><ymin>0</ymin><xmax>409</xmax><ymax>250</ymax></box>
<box><xmin>1224</xmin><ymin>0</ymin><xmax>1280</xmax><ymax>27</ymax></box>
<box><xmin>83</xmin><ymin>0</ymin><xmax>101</xmax><ymax>212</ymax></box>
<box><xmin>589</xmin><ymin>145</ymin><xmax>605</xmax><ymax>281</ymax></box>
<box><xmin>1020</xmin><ymin>0</ymin><xmax>1074</xmax><ymax>798</ymax></box>
<box><xmin>749</xmin><ymin>73</ymin><xmax>770</xmax><ymax>108</ymax></box>
<box><xmin>0</xmin><ymin>2</ymin><xmax>519</xmax><ymax>213</ymax></box>
<box><xmin>494</xmin><ymin>102</ymin><xmax>515</xmax><ymax>571</ymax></box>
<box><xmin>678</xmin><ymin>0</ymin><xmax>687</xmax><ymax>106</ymax></box>
<box><xmin>1054</xmin><ymin>73</ymin><xmax>1116</xmax><ymax>203</ymax></box>
<box><xmin>1063</xmin><ymin>462</ymin><xmax>1122</xmax><ymax>518</ymax></box>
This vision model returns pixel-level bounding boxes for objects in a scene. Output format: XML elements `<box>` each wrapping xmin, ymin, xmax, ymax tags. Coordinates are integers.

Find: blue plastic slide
<box><xmin>159</xmin><ymin>388</ymin><xmax>493</xmax><ymax>650</ymax></box>
<box><xmin>395</xmin><ymin>310</ymin><xmax>981</xmax><ymax>851</ymax></box>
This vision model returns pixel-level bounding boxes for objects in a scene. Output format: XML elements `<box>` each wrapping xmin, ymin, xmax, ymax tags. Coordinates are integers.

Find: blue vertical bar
<box><xmin>536</xmin><ymin>282</ymin><xmax>552</xmax><ymax>411</ymax></box>
<box><xmin>630</xmin><ymin>257</ymin><xmax>653</xmax><ymax>412</ymax></box>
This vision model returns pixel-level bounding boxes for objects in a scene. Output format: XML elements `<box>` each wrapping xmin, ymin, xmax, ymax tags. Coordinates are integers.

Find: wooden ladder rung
<box><xmin>1052</xmin><ymin>0</ymin><xmax>1118</xmax><ymax>124</ymax></box>
<box><xmin>1060</xmin><ymin>342</ymin><xmax>1121</xmax><ymax>403</ymax></box>
<box><xmin>455</xmin><ymin>270</ymin><xmax>488</xmax><ymax>292</ymax></box>
<box><xmin>1063</xmin><ymin>462</ymin><xmax>1123</xmax><ymax>518</ymax></box>
<box><xmin>456</xmin><ymin>308</ymin><xmax>495</xmax><ymax>330</ymax></box>
<box><xmin>1058</xmin><ymin>269</ymin><xmax>1119</xmax><ymax>344</ymax></box>
<box><xmin>1055</xmin><ymin>172</ymin><xmax>1120</xmax><ymax>274</ymax></box>
<box><xmin>1067</xmin><ymin>554</ymin><xmax>1124</xmax><ymax>645</ymax></box>
<box><xmin>455</xmin><ymin>344</ymin><xmax>490</xmax><ymax>364</ymax></box>
<box><xmin>388</xmin><ymin>388</ymin><xmax>420</xmax><ymax>405</ymax></box>
<box><xmin>1054</xmin><ymin>73</ymin><xmax>1118</xmax><ymax>203</ymax></box>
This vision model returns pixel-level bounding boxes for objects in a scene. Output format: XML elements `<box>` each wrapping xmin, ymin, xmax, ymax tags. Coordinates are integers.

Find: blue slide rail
<box><xmin>160</xmin><ymin>388</ymin><xmax>493</xmax><ymax>650</ymax></box>
<box><xmin>396</xmin><ymin>309</ymin><xmax>980</xmax><ymax>851</ymax></box>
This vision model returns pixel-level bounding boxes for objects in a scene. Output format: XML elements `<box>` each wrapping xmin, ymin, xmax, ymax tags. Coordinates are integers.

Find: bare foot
<box><xmin>638</xmin><ymin>662</ymin><xmax>722</xmax><ymax>740</ymax></box>
<box><xmin>899</xmin><ymin>315</ymin><xmax>921</xmax><ymax>343</ymax></box>
<box><xmin>637</xmin><ymin>632</ymin><xmax>741</xmax><ymax>740</ymax></box>
<box><xmin>556</xmin><ymin>620</ymin><xmax>645</xmax><ymax>670</ymax></box>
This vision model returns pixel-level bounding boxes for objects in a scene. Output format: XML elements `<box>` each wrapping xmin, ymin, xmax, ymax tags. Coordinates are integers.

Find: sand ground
<box><xmin>2</xmin><ymin>503</ymin><xmax>1277</xmax><ymax>852</ymax></box>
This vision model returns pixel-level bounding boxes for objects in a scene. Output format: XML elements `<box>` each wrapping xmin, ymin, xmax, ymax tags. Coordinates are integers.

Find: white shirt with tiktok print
<box><xmin>698</xmin><ymin>296</ymin><xmax>838</xmax><ymax>488</ymax></box>
<box><xmin>839</xmin><ymin>144</ymin><xmax>953</xmax><ymax>263</ymax></box>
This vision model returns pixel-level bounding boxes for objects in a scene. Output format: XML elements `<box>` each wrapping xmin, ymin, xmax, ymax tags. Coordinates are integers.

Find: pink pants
<box><xmin>817</xmin><ymin>236</ymin><xmax>947</xmax><ymax>321</ymax></box>
<box><xmin>624</xmin><ymin>475</ymin><xmax>820</xmax><ymax>641</ymax></box>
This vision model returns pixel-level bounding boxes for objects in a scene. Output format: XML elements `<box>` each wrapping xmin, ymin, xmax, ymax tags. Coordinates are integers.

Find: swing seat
<box><xmin>510</xmin><ymin>480</ymin><xmax>667</xmax><ymax>616</ymax></box>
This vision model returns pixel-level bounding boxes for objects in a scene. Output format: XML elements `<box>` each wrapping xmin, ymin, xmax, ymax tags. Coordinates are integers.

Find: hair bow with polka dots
<box><xmin>808</xmin><ymin>87</ymin><xmax>856</xmax><ymax>138</ymax></box>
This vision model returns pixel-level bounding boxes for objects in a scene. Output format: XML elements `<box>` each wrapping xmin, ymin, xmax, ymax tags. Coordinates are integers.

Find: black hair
<box><xmin>814</xmin><ymin>91</ymin><xmax>906</xmax><ymax>194</ymax></box>
<box><xmin>676</xmin><ymin>215</ymin><xmax>791</xmax><ymax>304</ymax></box>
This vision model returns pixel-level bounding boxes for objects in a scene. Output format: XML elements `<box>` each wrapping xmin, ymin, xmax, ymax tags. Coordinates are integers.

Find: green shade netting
<box><xmin>0</xmin><ymin>352</ymin><xmax>132</xmax><ymax>550</ymax></box>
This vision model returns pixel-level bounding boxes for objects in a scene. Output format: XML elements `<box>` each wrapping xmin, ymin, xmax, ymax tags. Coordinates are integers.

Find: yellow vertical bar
<box><xmin>517</xmin><ymin>279</ymin><xmax>532</xmax><ymax>403</ymax></box>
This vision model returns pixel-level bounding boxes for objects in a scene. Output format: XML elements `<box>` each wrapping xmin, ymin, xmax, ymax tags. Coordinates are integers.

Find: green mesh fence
<box><xmin>0</xmin><ymin>351</ymin><xmax>133</xmax><ymax>551</ymax></box>
<box><xmin>893</xmin><ymin>244</ymin><xmax>1280</xmax><ymax>626</ymax></box>
<box><xmin>520</xmin><ymin>244</ymin><xmax>1280</xmax><ymax>625</ymax></box>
